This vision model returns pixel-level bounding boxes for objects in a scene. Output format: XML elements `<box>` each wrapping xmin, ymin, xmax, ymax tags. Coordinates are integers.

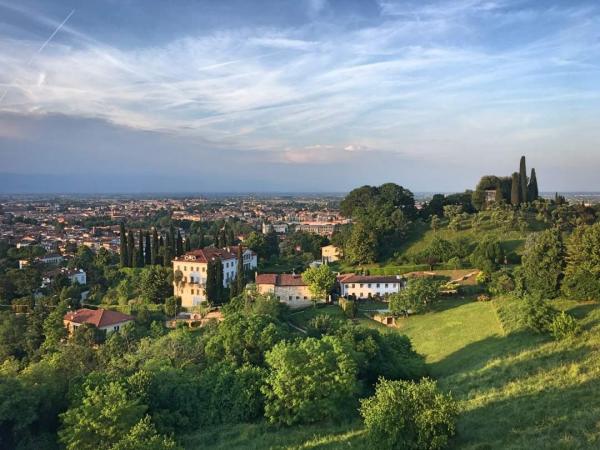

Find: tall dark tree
<box><xmin>511</xmin><ymin>172</ymin><xmax>521</xmax><ymax>206</ymax></box>
<box><xmin>215</xmin><ymin>258</ymin><xmax>224</xmax><ymax>303</ymax></box>
<box><xmin>265</xmin><ymin>228</ymin><xmax>280</xmax><ymax>257</ymax></box>
<box><xmin>235</xmin><ymin>245</ymin><xmax>245</xmax><ymax>295</ymax></box>
<box><xmin>176</xmin><ymin>230</ymin><xmax>184</xmax><ymax>257</ymax></box>
<box><xmin>184</xmin><ymin>238</ymin><xmax>191</xmax><ymax>252</ymax></box>
<box><xmin>227</xmin><ymin>224</ymin><xmax>236</xmax><ymax>246</ymax></box>
<box><xmin>163</xmin><ymin>233</ymin><xmax>173</xmax><ymax>267</ymax></box>
<box><xmin>158</xmin><ymin>235</ymin><xmax>165</xmax><ymax>265</ymax></box>
<box><xmin>519</xmin><ymin>156</ymin><xmax>528</xmax><ymax>203</ymax></box>
<box><xmin>144</xmin><ymin>231</ymin><xmax>152</xmax><ymax>265</ymax></box>
<box><xmin>528</xmin><ymin>168</ymin><xmax>539</xmax><ymax>201</ymax></box>
<box><xmin>119</xmin><ymin>222</ymin><xmax>128</xmax><ymax>268</ymax></box>
<box><xmin>137</xmin><ymin>231</ymin><xmax>145</xmax><ymax>267</ymax></box>
<box><xmin>198</xmin><ymin>233</ymin><xmax>205</xmax><ymax>248</ymax></box>
<box><xmin>151</xmin><ymin>228</ymin><xmax>159</xmax><ymax>265</ymax></box>
<box><xmin>169</xmin><ymin>224</ymin><xmax>176</xmax><ymax>255</ymax></box>
<box><xmin>205</xmin><ymin>259</ymin><xmax>219</xmax><ymax>304</ymax></box>
<box><xmin>127</xmin><ymin>230</ymin><xmax>135</xmax><ymax>268</ymax></box>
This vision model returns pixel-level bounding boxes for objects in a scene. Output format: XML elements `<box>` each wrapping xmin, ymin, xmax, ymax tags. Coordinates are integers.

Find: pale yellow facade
<box><xmin>321</xmin><ymin>245</ymin><xmax>342</xmax><ymax>262</ymax></box>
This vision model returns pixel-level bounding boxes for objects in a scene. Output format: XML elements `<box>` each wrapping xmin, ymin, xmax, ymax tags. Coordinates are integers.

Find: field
<box><xmin>187</xmin><ymin>295</ymin><xmax>600</xmax><ymax>449</ymax></box>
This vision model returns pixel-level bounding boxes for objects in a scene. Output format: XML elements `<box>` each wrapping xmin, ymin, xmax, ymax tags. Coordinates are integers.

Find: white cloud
<box><xmin>0</xmin><ymin>0</ymin><xmax>599</xmax><ymax>168</ymax></box>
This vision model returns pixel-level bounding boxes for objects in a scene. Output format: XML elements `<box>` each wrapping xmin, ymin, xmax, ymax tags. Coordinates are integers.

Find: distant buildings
<box><xmin>172</xmin><ymin>246</ymin><xmax>257</xmax><ymax>307</ymax></box>
<box><xmin>255</xmin><ymin>273</ymin><xmax>313</xmax><ymax>308</ymax></box>
<box><xmin>63</xmin><ymin>308</ymin><xmax>134</xmax><ymax>334</ymax></box>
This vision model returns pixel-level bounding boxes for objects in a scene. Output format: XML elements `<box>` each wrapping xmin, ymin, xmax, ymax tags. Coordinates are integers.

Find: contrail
<box><xmin>0</xmin><ymin>9</ymin><xmax>75</xmax><ymax>103</ymax></box>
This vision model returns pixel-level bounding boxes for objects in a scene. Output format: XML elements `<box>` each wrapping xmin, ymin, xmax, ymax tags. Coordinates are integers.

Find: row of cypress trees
<box><xmin>510</xmin><ymin>156</ymin><xmax>539</xmax><ymax>205</ymax></box>
<box><xmin>119</xmin><ymin>223</ymin><xmax>190</xmax><ymax>268</ymax></box>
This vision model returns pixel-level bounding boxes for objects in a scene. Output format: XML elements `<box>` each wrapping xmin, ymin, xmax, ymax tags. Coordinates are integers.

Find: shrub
<box><xmin>262</xmin><ymin>336</ymin><xmax>357</xmax><ymax>425</ymax></box>
<box><xmin>360</xmin><ymin>378</ymin><xmax>458</xmax><ymax>450</ymax></box>
<box><xmin>549</xmin><ymin>311</ymin><xmax>580</xmax><ymax>340</ymax></box>
<box><xmin>339</xmin><ymin>298</ymin><xmax>358</xmax><ymax>318</ymax></box>
<box><xmin>521</xmin><ymin>296</ymin><xmax>556</xmax><ymax>334</ymax></box>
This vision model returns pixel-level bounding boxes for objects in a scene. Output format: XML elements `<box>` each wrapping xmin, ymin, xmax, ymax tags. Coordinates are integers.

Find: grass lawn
<box><xmin>189</xmin><ymin>295</ymin><xmax>600</xmax><ymax>449</ymax></box>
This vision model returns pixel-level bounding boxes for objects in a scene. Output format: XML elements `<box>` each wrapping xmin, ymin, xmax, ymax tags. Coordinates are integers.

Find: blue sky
<box><xmin>1</xmin><ymin>0</ymin><xmax>600</xmax><ymax>193</ymax></box>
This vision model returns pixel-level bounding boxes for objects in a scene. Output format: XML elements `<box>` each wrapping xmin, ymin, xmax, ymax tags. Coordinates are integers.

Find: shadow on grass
<box><xmin>429</xmin><ymin>330</ymin><xmax>546</xmax><ymax>378</ymax></box>
<box><xmin>451</xmin><ymin>375</ymin><xmax>600</xmax><ymax>449</ymax></box>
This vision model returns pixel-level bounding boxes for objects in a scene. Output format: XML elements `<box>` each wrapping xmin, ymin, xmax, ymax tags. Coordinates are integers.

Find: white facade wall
<box><xmin>341</xmin><ymin>281</ymin><xmax>401</xmax><ymax>299</ymax></box>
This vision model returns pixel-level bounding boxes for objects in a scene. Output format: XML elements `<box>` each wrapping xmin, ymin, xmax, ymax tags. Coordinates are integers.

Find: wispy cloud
<box><xmin>1</xmin><ymin>0</ymin><xmax>600</xmax><ymax>169</ymax></box>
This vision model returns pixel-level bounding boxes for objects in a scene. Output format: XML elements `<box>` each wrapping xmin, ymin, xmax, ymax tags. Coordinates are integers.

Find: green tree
<box><xmin>302</xmin><ymin>264</ymin><xmax>336</xmax><ymax>305</ymax></box>
<box><xmin>510</xmin><ymin>172</ymin><xmax>521</xmax><ymax>206</ymax></box>
<box><xmin>519</xmin><ymin>155</ymin><xmax>528</xmax><ymax>203</ymax></box>
<box><xmin>137</xmin><ymin>231</ymin><xmax>145</xmax><ymax>268</ymax></box>
<box><xmin>528</xmin><ymin>168</ymin><xmax>539</xmax><ymax>201</ymax></box>
<box><xmin>41</xmin><ymin>300</ymin><xmax>69</xmax><ymax>353</ymax></box>
<box><xmin>59</xmin><ymin>381</ymin><xmax>147</xmax><ymax>450</ymax></box>
<box><xmin>164</xmin><ymin>296</ymin><xmax>179</xmax><ymax>317</ymax></box>
<box><xmin>562</xmin><ymin>223</ymin><xmax>600</xmax><ymax>300</ymax></box>
<box><xmin>176</xmin><ymin>230</ymin><xmax>183</xmax><ymax>257</ymax></box>
<box><xmin>522</xmin><ymin>229</ymin><xmax>565</xmax><ymax>298</ymax></box>
<box><xmin>360</xmin><ymin>377</ymin><xmax>458</xmax><ymax>450</ymax></box>
<box><xmin>345</xmin><ymin>222</ymin><xmax>377</xmax><ymax>264</ymax></box>
<box><xmin>263</xmin><ymin>336</ymin><xmax>357</xmax><ymax>425</ymax></box>
<box><xmin>140</xmin><ymin>266</ymin><xmax>172</xmax><ymax>304</ymax></box>
<box><xmin>111</xmin><ymin>415</ymin><xmax>180</xmax><ymax>450</ymax></box>
<box><xmin>389</xmin><ymin>278</ymin><xmax>441</xmax><ymax>315</ymax></box>
<box><xmin>127</xmin><ymin>230</ymin><xmax>136</xmax><ymax>268</ymax></box>
<box><xmin>235</xmin><ymin>245</ymin><xmax>245</xmax><ymax>295</ymax></box>
<box><xmin>151</xmin><ymin>229</ymin><xmax>159</xmax><ymax>265</ymax></box>
<box><xmin>144</xmin><ymin>231</ymin><xmax>152</xmax><ymax>265</ymax></box>
<box><xmin>120</xmin><ymin>223</ymin><xmax>128</xmax><ymax>268</ymax></box>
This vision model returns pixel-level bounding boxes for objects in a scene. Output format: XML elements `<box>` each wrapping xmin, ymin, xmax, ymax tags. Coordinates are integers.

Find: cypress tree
<box><xmin>528</xmin><ymin>168</ymin><xmax>539</xmax><ymax>201</ymax></box>
<box><xmin>169</xmin><ymin>224</ymin><xmax>176</xmax><ymax>254</ymax></box>
<box><xmin>227</xmin><ymin>224</ymin><xmax>235</xmax><ymax>246</ymax></box>
<box><xmin>236</xmin><ymin>245</ymin><xmax>245</xmax><ymax>295</ymax></box>
<box><xmin>519</xmin><ymin>156</ymin><xmax>528</xmax><ymax>203</ymax></box>
<box><xmin>164</xmin><ymin>233</ymin><xmax>173</xmax><ymax>267</ymax></box>
<box><xmin>151</xmin><ymin>228</ymin><xmax>159</xmax><ymax>265</ymax></box>
<box><xmin>215</xmin><ymin>258</ymin><xmax>224</xmax><ymax>303</ymax></box>
<box><xmin>144</xmin><ymin>231</ymin><xmax>152</xmax><ymax>265</ymax></box>
<box><xmin>137</xmin><ymin>230</ymin><xmax>145</xmax><ymax>267</ymax></box>
<box><xmin>494</xmin><ymin>187</ymin><xmax>504</xmax><ymax>204</ymax></box>
<box><xmin>205</xmin><ymin>259</ymin><xmax>217</xmax><ymax>304</ymax></box>
<box><xmin>511</xmin><ymin>172</ymin><xmax>521</xmax><ymax>206</ymax></box>
<box><xmin>198</xmin><ymin>233</ymin><xmax>205</xmax><ymax>248</ymax></box>
<box><xmin>127</xmin><ymin>230</ymin><xmax>135</xmax><ymax>268</ymax></box>
<box><xmin>184</xmin><ymin>238</ymin><xmax>191</xmax><ymax>252</ymax></box>
<box><xmin>119</xmin><ymin>222</ymin><xmax>128</xmax><ymax>268</ymax></box>
<box><xmin>158</xmin><ymin>236</ymin><xmax>165</xmax><ymax>265</ymax></box>
<box><xmin>176</xmin><ymin>230</ymin><xmax>184</xmax><ymax>256</ymax></box>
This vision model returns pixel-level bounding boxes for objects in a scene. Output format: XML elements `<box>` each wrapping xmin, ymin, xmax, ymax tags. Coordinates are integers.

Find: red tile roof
<box><xmin>64</xmin><ymin>308</ymin><xmax>134</xmax><ymax>328</ymax></box>
<box><xmin>256</xmin><ymin>273</ymin><xmax>307</xmax><ymax>287</ymax></box>
<box><xmin>173</xmin><ymin>246</ymin><xmax>254</xmax><ymax>263</ymax></box>
<box><xmin>338</xmin><ymin>275</ymin><xmax>402</xmax><ymax>284</ymax></box>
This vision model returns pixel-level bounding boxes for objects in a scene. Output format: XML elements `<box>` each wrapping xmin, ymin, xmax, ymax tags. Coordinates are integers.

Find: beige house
<box><xmin>255</xmin><ymin>273</ymin><xmax>313</xmax><ymax>308</ymax></box>
<box><xmin>172</xmin><ymin>246</ymin><xmax>257</xmax><ymax>308</ymax></box>
<box><xmin>63</xmin><ymin>308</ymin><xmax>134</xmax><ymax>335</ymax></box>
<box><xmin>321</xmin><ymin>245</ymin><xmax>342</xmax><ymax>263</ymax></box>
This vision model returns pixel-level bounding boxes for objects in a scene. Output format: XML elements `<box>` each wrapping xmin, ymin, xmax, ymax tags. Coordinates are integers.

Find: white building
<box><xmin>338</xmin><ymin>274</ymin><xmax>404</xmax><ymax>299</ymax></box>
<box><xmin>172</xmin><ymin>246</ymin><xmax>258</xmax><ymax>307</ymax></box>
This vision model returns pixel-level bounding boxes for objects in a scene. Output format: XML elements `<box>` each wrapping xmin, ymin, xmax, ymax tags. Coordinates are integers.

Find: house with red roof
<box><xmin>338</xmin><ymin>274</ymin><xmax>405</xmax><ymax>299</ymax></box>
<box><xmin>172</xmin><ymin>246</ymin><xmax>257</xmax><ymax>307</ymax></box>
<box><xmin>255</xmin><ymin>273</ymin><xmax>313</xmax><ymax>308</ymax></box>
<box><xmin>63</xmin><ymin>308</ymin><xmax>134</xmax><ymax>334</ymax></box>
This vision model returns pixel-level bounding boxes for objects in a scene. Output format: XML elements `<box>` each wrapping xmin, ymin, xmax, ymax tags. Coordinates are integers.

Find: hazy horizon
<box><xmin>2</xmin><ymin>0</ymin><xmax>600</xmax><ymax>193</ymax></box>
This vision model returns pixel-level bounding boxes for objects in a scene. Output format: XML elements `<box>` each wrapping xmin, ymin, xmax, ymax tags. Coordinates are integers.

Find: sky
<box><xmin>1</xmin><ymin>0</ymin><xmax>600</xmax><ymax>193</ymax></box>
